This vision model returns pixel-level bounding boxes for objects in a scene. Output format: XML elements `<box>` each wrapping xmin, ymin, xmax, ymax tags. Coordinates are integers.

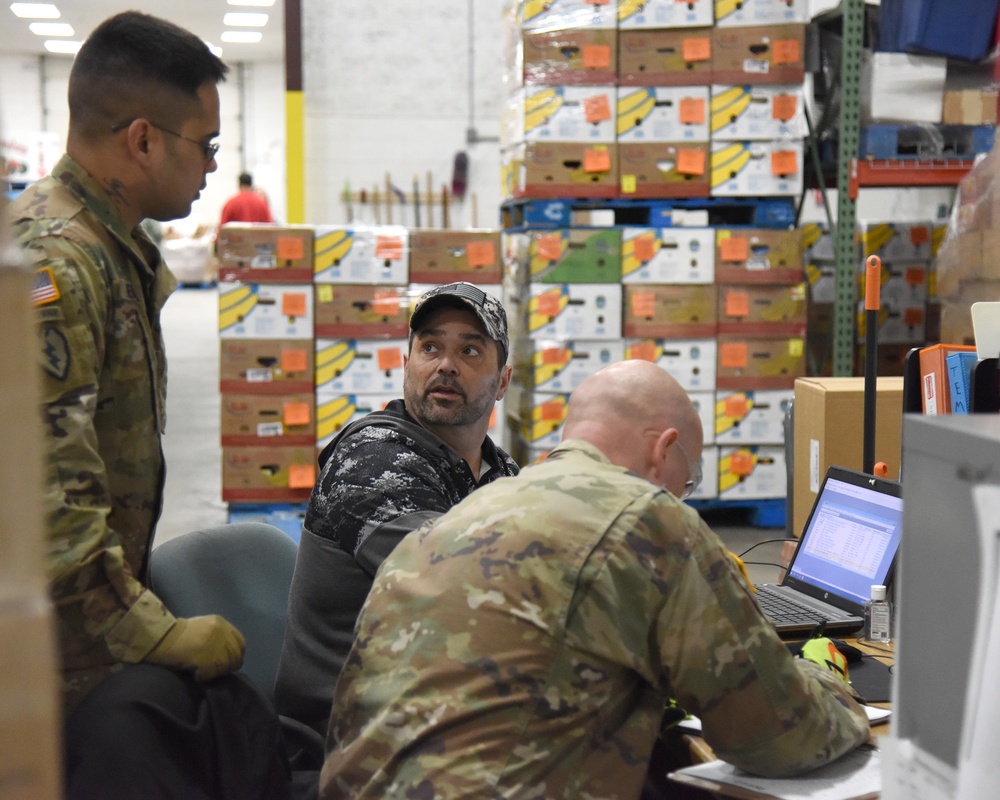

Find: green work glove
<box><xmin>144</xmin><ymin>615</ymin><xmax>246</xmax><ymax>682</ymax></box>
<box><xmin>800</xmin><ymin>636</ymin><xmax>850</xmax><ymax>683</ymax></box>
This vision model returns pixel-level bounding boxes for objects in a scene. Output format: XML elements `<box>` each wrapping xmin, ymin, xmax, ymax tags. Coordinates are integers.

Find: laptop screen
<box><xmin>787</xmin><ymin>470</ymin><xmax>904</xmax><ymax>608</ymax></box>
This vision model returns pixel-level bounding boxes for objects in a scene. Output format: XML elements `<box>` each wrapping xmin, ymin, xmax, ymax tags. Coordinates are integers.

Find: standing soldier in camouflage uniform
<box><xmin>275</xmin><ymin>282</ymin><xmax>519</xmax><ymax>739</ymax></box>
<box><xmin>10</xmin><ymin>12</ymin><xmax>289</xmax><ymax>800</ymax></box>
<box><xmin>321</xmin><ymin>359</ymin><xmax>870</xmax><ymax>799</ymax></box>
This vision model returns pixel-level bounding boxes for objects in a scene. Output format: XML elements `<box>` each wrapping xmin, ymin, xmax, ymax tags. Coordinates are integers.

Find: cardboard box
<box><xmin>313</xmin><ymin>284</ymin><xmax>410</xmax><ymax>339</ymax></box>
<box><xmin>220</xmin><ymin>393</ymin><xmax>315</xmax><ymax>446</ymax></box>
<box><xmin>625</xmin><ymin>337</ymin><xmax>718</xmax><ymax>392</ymax></box>
<box><xmin>507</xmin><ymin>228</ymin><xmax>622</xmax><ymax>284</ymax></box>
<box><xmin>513</xmin><ymin>338</ymin><xmax>625</xmax><ymax>393</ymax></box>
<box><xmin>711</xmin><ymin>24</ymin><xmax>806</xmax><ymax>86</ymax></box>
<box><xmin>710</xmin><ymin>84</ymin><xmax>808</xmax><ymax>140</ymax></box>
<box><xmin>312</xmin><ymin>225</ymin><xmax>409</xmax><ymax>285</ymax></box>
<box><xmin>408</xmin><ymin>229</ymin><xmax>502</xmax><ymax>284</ymax></box>
<box><xmin>519</xmin><ymin>0</ymin><xmax>618</xmax><ymax>31</ymax></box>
<box><xmin>713</xmin><ymin>0</ymin><xmax>809</xmax><ymax>27</ymax></box>
<box><xmin>623</xmin><ymin>284</ymin><xmax>717</xmax><ymax>338</ymax></box>
<box><xmin>858</xmin><ymin>221</ymin><xmax>933</xmax><ymax>262</ymax></box>
<box><xmin>315</xmin><ymin>338</ymin><xmax>406</xmax><ymax>395</ymax></box>
<box><xmin>617</xmin><ymin>27</ymin><xmax>714</xmax><ymax>87</ymax></box>
<box><xmin>690</xmin><ymin>391</ymin><xmax>716</xmax><ymax>445</ymax></box>
<box><xmin>621</xmin><ymin>226</ymin><xmax>716</xmax><ymax>284</ymax></box>
<box><xmin>510</xmin><ymin>391</ymin><xmax>570</xmax><ymax>450</ymax></box>
<box><xmin>616</xmin><ymin>86</ymin><xmax>711</xmax><ymax>143</ymax></box>
<box><xmin>504</xmin><ymin>141</ymin><xmax>618</xmax><ymax>199</ymax></box>
<box><xmin>618</xmin><ymin>0</ymin><xmax>714</xmax><ymax>29</ymax></box>
<box><xmin>791</xmin><ymin>376</ymin><xmax>904</xmax><ymax>536</ymax></box>
<box><xmin>690</xmin><ymin>444</ymin><xmax>720</xmax><ymax>499</ymax></box>
<box><xmin>942</xmin><ymin>89</ymin><xmax>998</xmax><ymax>125</ymax></box>
<box><xmin>857</xmin><ymin>261</ymin><xmax>929</xmax><ymax>308</ymax></box>
<box><xmin>710</xmin><ymin>139</ymin><xmax>804</xmax><ymax>197</ymax></box>
<box><xmin>618</xmin><ymin>141</ymin><xmax>712</xmax><ymax>199</ymax></box>
<box><xmin>519</xmin><ymin>282</ymin><xmax>623</xmax><ymax>340</ymax></box>
<box><xmin>219</xmin><ymin>339</ymin><xmax>315</xmax><ymax>394</ymax></box>
<box><xmin>717</xmin><ymin>282</ymin><xmax>807</xmax><ymax>335</ymax></box>
<box><xmin>504</xmin><ymin>85</ymin><xmax>617</xmax><ymax>146</ymax></box>
<box><xmin>856</xmin><ymin>298</ymin><xmax>926</xmax><ymax>345</ymax></box>
<box><xmin>517</xmin><ymin>28</ymin><xmax>618</xmax><ymax>86</ymax></box>
<box><xmin>221</xmin><ymin>445</ymin><xmax>316</xmax><ymax>503</ymax></box>
<box><xmin>218</xmin><ymin>282</ymin><xmax>314</xmax><ymax>340</ymax></box>
<box><xmin>718</xmin><ymin>445</ymin><xmax>787</xmax><ymax>500</ymax></box>
<box><xmin>714</xmin><ymin>389</ymin><xmax>794</xmax><ymax>445</ymax></box>
<box><xmin>714</xmin><ymin>227</ymin><xmax>805</xmax><ymax>284</ymax></box>
<box><xmin>861</xmin><ymin>52</ymin><xmax>946</xmax><ymax>124</ymax></box>
<box><xmin>918</xmin><ymin>343</ymin><xmax>978</xmax><ymax>414</ymax></box>
<box><xmin>315</xmin><ymin>392</ymin><xmax>395</xmax><ymax>450</ymax></box>
<box><xmin>716</xmin><ymin>333</ymin><xmax>806</xmax><ymax>390</ymax></box>
<box><xmin>217</xmin><ymin>224</ymin><xmax>314</xmax><ymax>283</ymax></box>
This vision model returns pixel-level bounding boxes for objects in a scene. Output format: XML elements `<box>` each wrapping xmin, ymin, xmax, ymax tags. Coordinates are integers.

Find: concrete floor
<box><xmin>154</xmin><ymin>285</ymin><xmax>787</xmax><ymax>585</ymax></box>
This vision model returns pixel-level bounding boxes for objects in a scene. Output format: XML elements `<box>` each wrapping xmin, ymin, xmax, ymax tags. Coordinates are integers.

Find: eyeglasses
<box><xmin>673</xmin><ymin>440</ymin><xmax>703</xmax><ymax>500</ymax></box>
<box><xmin>111</xmin><ymin>118</ymin><xmax>220</xmax><ymax>163</ymax></box>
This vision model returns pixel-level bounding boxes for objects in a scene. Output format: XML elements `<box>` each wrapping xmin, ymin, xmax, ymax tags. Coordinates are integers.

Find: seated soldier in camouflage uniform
<box><xmin>320</xmin><ymin>359</ymin><xmax>870</xmax><ymax>800</ymax></box>
<box><xmin>275</xmin><ymin>282</ymin><xmax>519</xmax><ymax>737</ymax></box>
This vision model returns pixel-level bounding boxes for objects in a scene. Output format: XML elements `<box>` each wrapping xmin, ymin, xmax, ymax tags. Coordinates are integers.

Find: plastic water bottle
<box><xmin>864</xmin><ymin>584</ymin><xmax>892</xmax><ymax>644</ymax></box>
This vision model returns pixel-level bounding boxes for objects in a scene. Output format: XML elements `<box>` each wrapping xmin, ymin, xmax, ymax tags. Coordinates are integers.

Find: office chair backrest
<box><xmin>148</xmin><ymin>522</ymin><xmax>298</xmax><ymax>700</ymax></box>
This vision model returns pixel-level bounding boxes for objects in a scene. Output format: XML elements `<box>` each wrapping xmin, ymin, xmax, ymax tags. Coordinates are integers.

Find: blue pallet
<box><xmin>501</xmin><ymin>197</ymin><xmax>797</xmax><ymax>231</ymax></box>
<box><xmin>689</xmin><ymin>498</ymin><xmax>787</xmax><ymax>529</ymax></box>
<box><xmin>227</xmin><ymin>503</ymin><xmax>307</xmax><ymax>543</ymax></box>
<box><xmin>859</xmin><ymin>124</ymin><xmax>994</xmax><ymax>161</ymax></box>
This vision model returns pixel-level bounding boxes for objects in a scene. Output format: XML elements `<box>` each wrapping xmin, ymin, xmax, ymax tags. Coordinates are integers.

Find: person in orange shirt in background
<box><xmin>220</xmin><ymin>171</ymin><xmax>273</xmax><ymax>225</ymax></box>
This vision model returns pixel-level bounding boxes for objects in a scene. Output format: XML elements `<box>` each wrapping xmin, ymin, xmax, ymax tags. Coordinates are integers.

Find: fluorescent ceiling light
<box><xmin>11</xmin><ymin>3</ymin><xmax>60</xmax><ymax>18</ymax></box>
<box><xmin>223</xmin><ymin>12</ymin><xmax>268</xmax><ymax>26</ymax></box>
<box><xmin>44</xmin><ymin>39</ymin><xmax>81</xmax><ymax>54</ymax></box>
<box><xmin>228</xmin><ymin>0</ymin><xmax>275</xmax><ymax>6</ymax></box>
<box><xmin>29</xmin><ymin>21</ymin><xmax>73</xmax><ymax>36</ymax></box>
<box><xmin>220</xmin><ymin>31</ymin><xmax>262</xmax><ymax>43</ymax></box>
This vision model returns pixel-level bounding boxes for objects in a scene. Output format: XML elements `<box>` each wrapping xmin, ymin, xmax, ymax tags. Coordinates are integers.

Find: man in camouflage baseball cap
<box><xmin>275</xmin><ymin>281</ymin><xmax>519</xmax><ymax>741</ymax></box>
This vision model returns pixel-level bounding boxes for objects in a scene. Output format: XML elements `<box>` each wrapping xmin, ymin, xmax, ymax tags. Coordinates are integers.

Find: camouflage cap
<box><xmin>409</xmin><ymin>282</ymin><xmax>509</xmax><ymax>364</ymax></box>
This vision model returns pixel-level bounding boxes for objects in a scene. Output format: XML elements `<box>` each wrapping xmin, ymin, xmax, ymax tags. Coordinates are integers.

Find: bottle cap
<box><xmin>871</xmin><ymin>585</ymin><xmax>887</xmax><ymax>601</ymax></box>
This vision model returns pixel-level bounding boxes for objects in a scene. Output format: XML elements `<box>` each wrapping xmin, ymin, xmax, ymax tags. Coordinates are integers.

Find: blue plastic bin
<box><xmin>879</xmin><ymin>0</ymin><xmax>1000</xmax><ymax>62</ymax></box>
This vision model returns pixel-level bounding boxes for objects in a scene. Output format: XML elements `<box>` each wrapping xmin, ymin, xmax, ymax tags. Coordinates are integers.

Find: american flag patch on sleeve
<box><xmin>31</xmin><ymin>267</ymin><xmax>60</xmax><ymax>306</ymax></box>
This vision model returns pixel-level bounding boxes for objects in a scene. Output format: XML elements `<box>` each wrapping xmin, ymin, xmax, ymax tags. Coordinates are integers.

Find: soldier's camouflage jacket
<box><xmin>321</xmin><ymin>440</ymin><xmax>869</xmax><ymax>799</ymax></box>
<box><xmin>10</xmin><ymin>154</ymin><xmax>178</xmax><ymax>710</ymax></box>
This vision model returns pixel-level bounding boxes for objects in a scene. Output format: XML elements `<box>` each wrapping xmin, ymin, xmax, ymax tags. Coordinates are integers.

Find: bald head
<box><xmin>562</xmin><ymin>360</ymin><xmax>703</xmax><ymax>494</ymax></box>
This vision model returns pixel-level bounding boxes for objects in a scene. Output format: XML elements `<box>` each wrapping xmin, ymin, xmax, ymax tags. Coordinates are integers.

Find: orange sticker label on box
<box><xmin>377</xmin><ymin>347</ymin><xmax>403</xmax><ymax>371</ymax></box>
<box><xmin>631</xmin><ymin>290</ymin><xmax>656</xmax><ymax>318</ymax></box>
<box><xmin>276</xmin><ymin>235</ymin><xmax>305</xmax><ymax>262</ymax></box>
<box><xmin>583</xmin><ymin>146</ymin><xmax>611</xmax><ymax>173</ymax></box>
<box><xmin>538</xmin><ymin>234</ymin><xmax>564</xmax><ymax>261</ymax></box>
<box><xmin>466</xmin><ymin>240</ymin><xmax>496</xmax><ymax>267</ymax></box>
<box><xmin>682</xmin><ymin>36</ymin><xmax>711</xmax><ymax>62</ymax></box>
<box><xmin>541</xmin><ymin>346</ymin><xmax>569</xmax><ymax>365</ymax></box>
<box><xmin>719</xmin><ymin>235</ymin><xmax>749</xmax><ymax>262</ymax></box>
<box><xmin>720</xmin><ymin>342</ymin><xmax>748</xmax><ymax>368</ymax></box>
<box><xmin>771</xmin><ymin>94</ymin><xmax>798</xmax><ymax>121</ymax></box>
<box><xmin>676</xmin><ymin>148</ymin><xmax>706</xmax><ymax>176</ymax></box>
<box><xmin>725</xmin><ymin>394</ymin><xmax>749</xmax><ymax>418</ymax></box>
<box><xmin>280</xmin><ymin>348</ymin><xmax>308</xmax><ymax>374</ymax></box>
<box><xmin>904</xmin><ymin>307</ymin><xmax>925</xmax><ymax>326</ymax></box>
<box><xmin>910</xmin><ymin>225</ymin><xmax>930</xmax><ymax>245</ymax></box>
<box><xmin>288</xmin><ymin>463</ymin><xmax>315</xmax><ymax>489</ymax></box>
<box><xmin>771</xmin><ymin>150</ymin><xmax>798</xmax><ymax>176</ymax></box>
<box><xmin>282</xmin><ymin>292</ymin><xmax>308</xmax><ymax>317</ymax></box>
<box><xmin>679</xmin><ymin>97</ymin><xmax>706</xmax><ymax>124</ymax></box>
<box><xmin>375</xmin><ymin>235</ymin><xmax>404</xmax><ymax>260</ymax></box>
<box><xmin>730</xmin><ymin>451</ymin><xmax>755</xmax><ymax>476</ymax></box>
<box><xmin>582</xmin><ymin>44</ymin><xmax>611</xmax><ymax>68</ymax></box>
<box><xmin>905</xmin><ymin>267</ymin><xmax>926</xmax><ymax>286</ymax></box>
<box><xmin>621</xmin><ymin>174</ymin><xmax>637</xmax><ymax>194</ymax></box>
<box><xmin>584</xmin><ymin>94</ymin><xmax>612</xmax><ymax>123</ymax></box>
<box><xmin>633</xmin><ymin>234</ymin><xmax>657</xmax><ymax>262</ymax></box>
<box><xmin>586</xmin><ymin>0</ymin><xmax>610</xmax><ymax>5</ymax></box>
<box><xmin>540</xmin><ymin>399</ymin><xmax>565</xmax><ymax>421</ymax></box>
<box><xmin>772</xmin><ymin>39</ymin><xmax>800</xmax><ymax>65</ymax></box>
<box><xmin>374</xmin><ymin>291</ymin><xmax>400</xmax><ymax>316</ymax></box>
<box><xmin>283</xmin><ymin>401</ymin><xmax>311</xmax><ymax>426</ymax></box>
<box><xmin>628</xmin><ymin>341</ymin><xmax>658</xmax><ymax>362</ymax></box>
<box><xmin>725</xmin><ymin>290</ymin><xmax>751</xmax><ymax>318</ymax></box>
<box><xmin>537</xmin><ymin>290</ymin><xmax>563</xmax><ymax>317</ymax></box>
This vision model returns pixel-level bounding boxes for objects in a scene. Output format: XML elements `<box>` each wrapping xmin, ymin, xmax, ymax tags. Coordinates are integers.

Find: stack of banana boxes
<box><xmin>499</xmin><ymin>0</ymin><xmax>811</xmax><ymax>503</ymax></box>
<box><xmin>216</xmin><ymin>223</ymin><xmax>506</xmax><ymax>504</ymax></box>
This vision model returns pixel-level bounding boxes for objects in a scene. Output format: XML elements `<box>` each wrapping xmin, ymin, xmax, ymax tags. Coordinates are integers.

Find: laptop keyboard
<box><xmin>755</xmin><ymin>586</ymin><xmax>827</xmax><ymax>626</ymax></box>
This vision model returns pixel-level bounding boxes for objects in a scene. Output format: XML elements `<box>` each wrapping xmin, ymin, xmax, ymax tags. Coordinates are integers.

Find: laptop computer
<box><xmin>755</xmin><ymin>465</ymin><xmax>904</xmax><ymax>637</ymax></box>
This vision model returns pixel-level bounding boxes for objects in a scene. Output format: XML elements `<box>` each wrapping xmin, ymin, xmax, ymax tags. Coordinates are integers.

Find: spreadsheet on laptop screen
<box><xmin>789</xmin><ymin>477</ymin><xmax>904</xmax><ymax>607</ymax></box>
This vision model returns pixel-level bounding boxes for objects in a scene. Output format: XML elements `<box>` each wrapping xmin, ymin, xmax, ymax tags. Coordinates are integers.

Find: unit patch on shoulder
<box><xmin>41</xmin><ymin>327</ymin><xmax>70</xmax><ymax>381</ymax></box>
<box><xmin>31</xmin><ymin>267</ymin><xmax>61</xmax><ymax>307</ymax></box>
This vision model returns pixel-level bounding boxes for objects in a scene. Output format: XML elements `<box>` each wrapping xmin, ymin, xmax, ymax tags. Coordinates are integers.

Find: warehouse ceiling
<box><xmin>0</xmin><ymin>1</ymin><xmax>286</xmax><ymax>64</ymax></box>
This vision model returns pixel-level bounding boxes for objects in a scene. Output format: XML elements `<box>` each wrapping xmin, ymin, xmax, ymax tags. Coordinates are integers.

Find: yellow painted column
<box><xmin>284</xmin><ymin>0</ymin><xmax>305</xmax><ymax>223</ymax></box>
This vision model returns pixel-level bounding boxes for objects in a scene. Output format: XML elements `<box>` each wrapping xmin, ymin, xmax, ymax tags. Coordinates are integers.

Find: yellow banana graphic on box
<box><xmin>521</xmin><ymin>0</ymin><xmax>549</xmax><ymax>24</ymax></box>
<box><xmin>805</xmin><ymin>262</ymin><xmax>823</xmax><ymax>287</ymax></box>
<box><xmin>617</xmin><ymin>88</ymin><xmax>656</xmax><ymax>136</ymax></box>
<box><xmin>710</xmin><ymin>86</ymin><xmax>752</xmax><ymax>133</ymax></box>
<box><xmin>314</xmin><ymin>228</ymin><xmax>355</xmax><ymax>273</ymax></box>
<box><xmin>621</xmin><ymin>231</ymin><xmax>660</xmax><ymax>277</ymax></box>
<box><xmin>711</xmin><ymin>142</ymin><xmax>752</xmax><ymax>188</ymax></box>
<box><xmin>714</xmin><ymin>0</ymin><xmax>742</xmax><ymax>24</ymax></box>
<box><xmin>800</xmin><ymin>222</ymin><xmax>824</xmax><ymax>251</ymax></box>
<box><xmin>859</xmin><ymin>223</ymin><xmax>895</xmax><ymax>258</ymax></box>
<box><xmin>528</xmin><ymin>395</ymin><xmax>569</xmax><ymax>442</ymax></box>
<box><xmin>315</xmin><ymin>340</ymin><xmax>357</xmax><ymax>387</ymax></box>
<box><xmin>524</xmin><ymin>87</ymin><xmax>564</xmax><ymax>134</ymax></box>
<box><xmin>715</xmin><ymin>393</ymin><xmax>755</xmax><ymax>437</ymax></box>
<box><xmin>625</xmin><ymin>340</ymin><xmax>664</xmax><ymax>362</ymax></box>
<box><xmin>528</xmin><ymin>287</ymin><xmax>569</xmax><ymax>332</ymax></box>
<box><xmin>218</xmin><ymin>284</ymin><xmax>259</xmax><ymax>333</ymax></box>
<box><xmin>529</xmin><ymin>232</ymin><xmax>568</xmax><ymax>278</ymax></box>
<box><xmin>719</xmin><ymin>447</ymin><xmax>759</xmax><ymax>493</ymax></box>
<box><xmin>532</xmin><ymin>345</ymin><xmax>574</xmax><ymax>388</ymax></box>
<box><xmin>316</xmin><ymin>394</ymin><xmax>358</xmax><ymax>440</ymax></box>
<box><xmin>618</xmin><ymin>0</ymin><xmax>646</xmax><ymax>22</ymax></box>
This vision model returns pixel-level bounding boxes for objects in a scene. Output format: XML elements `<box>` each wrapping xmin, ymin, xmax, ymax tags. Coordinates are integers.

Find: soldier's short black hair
<box><xmin>69</xmin><ymin>11</ymin><xmax>228</xmax><ymax>140</ymax></box>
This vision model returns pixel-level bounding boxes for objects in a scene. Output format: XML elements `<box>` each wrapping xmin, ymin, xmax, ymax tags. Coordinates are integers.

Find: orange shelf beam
<box><xmin>848</xmin><ymin>158</ymin><xmax>974</xmax><ymax>199</ymax></box>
